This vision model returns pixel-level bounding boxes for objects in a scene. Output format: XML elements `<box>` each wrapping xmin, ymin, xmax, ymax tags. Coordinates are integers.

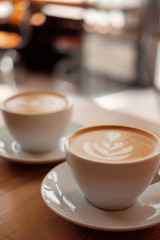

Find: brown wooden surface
<box><xmin>0</xmin><ymin>94</ymin><xmax>160</xmax><ymax>240</ymax></box>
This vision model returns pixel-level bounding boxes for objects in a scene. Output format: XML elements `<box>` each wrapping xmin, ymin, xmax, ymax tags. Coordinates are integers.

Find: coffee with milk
<box><xmin>1</xmin><ymin>91</ymin><xmax>72</xmax><ymax>152</ymax></box>
<box><xmin>69</xmin><ymin>126</ymin><xmax>159</xmax><ymax>163</ymax></box>
<box><xmin>3</xmin><ymin>91</ymin><xmax>68</xmax><ymax>114</ymax></box>
<box><xmin>65</xmin><ymin>125</ymin><xmax>160</xmax><ymax>210</ymax></box>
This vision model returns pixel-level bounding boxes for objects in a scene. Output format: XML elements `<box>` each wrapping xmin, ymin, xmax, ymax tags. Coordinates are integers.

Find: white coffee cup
<box><xmin>65</xmin><ymin>125</ymin><xmax>160</xmax><ymax>210</ymax></box>
<box><xmin>1</xmin><ymin>91</ymin><xmax>72</xmax><ymax>153</ymax></box>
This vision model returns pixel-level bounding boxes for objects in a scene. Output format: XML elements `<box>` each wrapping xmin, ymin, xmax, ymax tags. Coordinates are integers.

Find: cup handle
<box><xmin>151</xmin><ymin>169</ymin><xmax>160</xmax><ymax>184</ymax></box>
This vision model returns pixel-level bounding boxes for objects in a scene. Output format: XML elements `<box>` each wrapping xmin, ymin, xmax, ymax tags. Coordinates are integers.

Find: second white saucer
<box><xmin>0</xmin><ymin>122</ymin><xmax>82</xmax><ymax>164</ymax></box>
<box><xmin>41</xmin><ymin>162</ymin><xmax>160</xmax><ymax>231</ymax></box>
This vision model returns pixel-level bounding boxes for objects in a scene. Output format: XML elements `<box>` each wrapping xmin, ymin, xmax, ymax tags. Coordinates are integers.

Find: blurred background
<box><xmin>0</xmin><ymin>0</ymin><xmax>159</xmax><ymax>98</ymax></box>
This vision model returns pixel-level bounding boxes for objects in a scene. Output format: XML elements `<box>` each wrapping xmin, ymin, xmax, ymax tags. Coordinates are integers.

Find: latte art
<box><xmin>83</xmin><ymin>132</ymin><xmax>133</xmax><ymax>161</ymax></box>
<box><xmin>3</xmin><ymin>92</ymin><xmax>67</xmax><ymax>114</ymax></box>
<box><xmin>69</xmin><ymin>126</ymin><xmax>160</xmax><ymax>162</ymax></box>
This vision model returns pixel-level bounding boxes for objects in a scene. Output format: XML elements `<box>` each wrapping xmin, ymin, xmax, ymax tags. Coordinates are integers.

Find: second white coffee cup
<box><xmin>65</xmin><ymin>125</ymin><xmax>160</xmax><ymax>210</ymax></box>
<box><xmin>1</xmin><ymin>91</ymin><xmax>72</xmax><ymax>153</ymax></box>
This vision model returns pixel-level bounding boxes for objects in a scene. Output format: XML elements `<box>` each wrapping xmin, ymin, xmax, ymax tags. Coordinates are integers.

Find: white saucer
<box><xmin>41</xmin><ymin>162</ymin><xmax>160</xmax><ymax>231</ymax></box>
<box><xmin>0</xmin><ymin>122</ymin><xmax>82</xmax><ymax>164</ymax></box>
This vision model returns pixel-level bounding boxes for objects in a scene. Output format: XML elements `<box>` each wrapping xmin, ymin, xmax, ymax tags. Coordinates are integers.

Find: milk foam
<box><xmin>3</xmin><ymin>92</ymin><xmax>67</xmax><ymax>114</ymax></box>
<box><xmin>69</xmin><ymin>127</ymin><xmax>159</xmax><ymax>162</ymax></box>
<box><xmin>83</xmin><ymin>132</ymin><xmax>133</xmax><ymax>161</ymax></box>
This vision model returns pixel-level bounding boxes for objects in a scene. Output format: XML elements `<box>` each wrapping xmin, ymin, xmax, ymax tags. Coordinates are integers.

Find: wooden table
<box><xmin>0</xmin><ymin>92</ymin><xmax>160</xmax><ymax>240</ymax></box>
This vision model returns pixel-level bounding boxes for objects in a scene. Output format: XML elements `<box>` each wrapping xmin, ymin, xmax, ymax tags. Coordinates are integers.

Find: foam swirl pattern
<box><xmin>3</xmin><ymin>92</ymin><xmax>67</xmax><ymax>114</ymax></box>
<box><xmin>69</xmin><ymin>127</ymin><xmax>159</xmax><ymax>162</ymax></box>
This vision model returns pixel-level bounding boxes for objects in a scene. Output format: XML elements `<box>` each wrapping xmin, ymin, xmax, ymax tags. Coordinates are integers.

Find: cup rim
<box><xmin>65</xmin><ymin>125</ymin><xmax>160</xmax><ymax>165</ymax></box>
<box><xmin>0</xmin><ymin>90</ymin><xmax>73</xmax><ymax>116</ymax></box>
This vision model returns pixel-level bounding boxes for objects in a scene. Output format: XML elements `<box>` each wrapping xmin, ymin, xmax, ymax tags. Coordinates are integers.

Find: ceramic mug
<box><xmin>65</xmin><ymin>125</ymin><xmax>160</xmax><ymax>210</ymax></box>
<box><xmin>1</xmin><ymin>91</ymin><xmax>72</xmax><ymax>153</ymax></box>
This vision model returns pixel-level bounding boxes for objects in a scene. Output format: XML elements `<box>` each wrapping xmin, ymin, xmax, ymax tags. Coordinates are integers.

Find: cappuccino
<box><xmin>3</xmin><ymin>91</ymin><xmax>67</xmax><ymax>114</ymax></box>
<box><xmin>69</xmin><ymin>126</ymin><xmax>160</xmax><ymax>163</ymax></box>
<box><xmin>65</xmin><ymin>125</ymin><xmax>160</xmax><ymax>210</ymax></box>
<box><xmin>1</xmin><ymin>91</ymin><xmax>72</xmax><ymax>152</ymax></box>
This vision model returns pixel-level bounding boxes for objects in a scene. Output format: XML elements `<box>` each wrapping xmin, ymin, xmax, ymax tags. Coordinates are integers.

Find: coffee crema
<box><xmin>3</xmin><ymin>92</ymin><xmax>68</xmax><ymax>114</ymax></box>
<box><xmin>69</xmin><ymin>126</ymin><xmax>160</xmax><ymax>162</ymax></box>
